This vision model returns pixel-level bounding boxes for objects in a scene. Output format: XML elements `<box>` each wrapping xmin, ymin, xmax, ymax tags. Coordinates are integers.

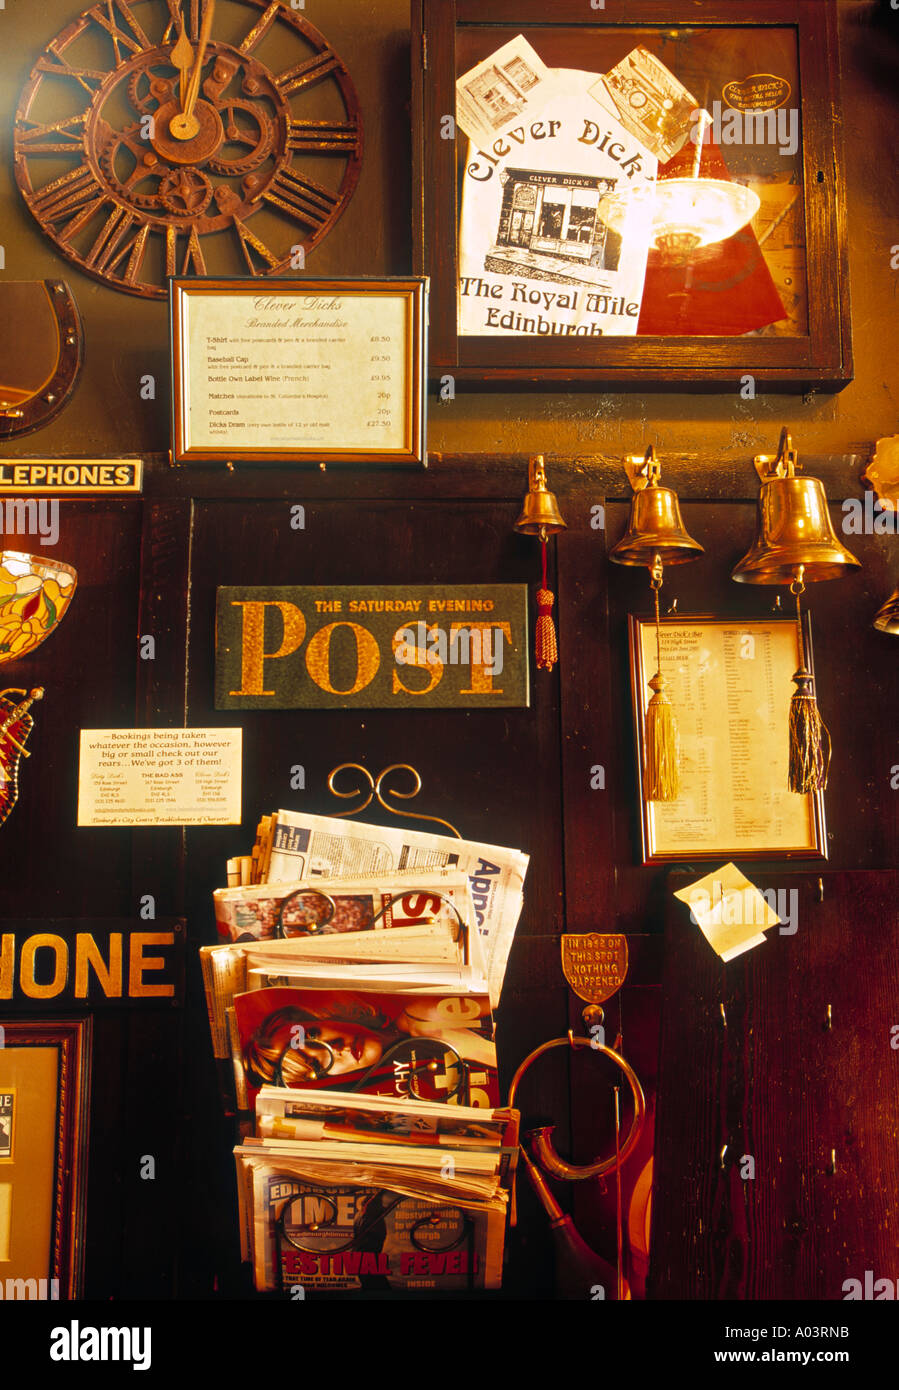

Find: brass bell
<box><xmin>733</xmin><ymin>429</ymin><xmax>860</xmax><ymax>584</ymax></box>
<box><xmin>514</xmin><ymin>455</ymin><xmax>567</xmax><ymax>540</ymax></box>
<box><xmin>609</xmin><ymin>446</ymin><xmax>704</xmax><ymax>568</ymax></box>
<box><xmin>873</xmin><ymin>585</ymin><xmax>899</xmax><ymax>634</ymax></box>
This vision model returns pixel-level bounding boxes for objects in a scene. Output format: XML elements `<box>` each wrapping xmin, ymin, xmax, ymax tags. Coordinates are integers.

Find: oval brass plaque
<box><xmin>722</xmin><ymin>74</ymin><xmax>792</xmax><ymax>111</ymax></box>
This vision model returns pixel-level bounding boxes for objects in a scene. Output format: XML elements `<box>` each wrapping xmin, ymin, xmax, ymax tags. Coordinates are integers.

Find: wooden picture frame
<box><xmin>412</xmin><ymin>0</ymin><xmax>851</xmax><ymax>390</ymax></box>
<box><xmin>0</xmin><ymin>1017</ymin><xmax>91</xmax><ymax>1299</ymax></box>
<box><xmin>170</xmin><ymin>277</ymin><xmax>428</xmax><ymax>465</ymax></box>
<box><xmin>628</xmin><ymin>615</ymin><xmax>827</xmax><ymax>863</ymax></box>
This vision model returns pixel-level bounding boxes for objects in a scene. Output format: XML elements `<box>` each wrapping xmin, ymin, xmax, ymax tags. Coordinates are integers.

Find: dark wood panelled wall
<box><xmin>654</xmin><ymin>870</ymin><xmax>899</xmax><ymax>1300</ymax></box>
<box><xmin>1</xmin><ymin>453</ymin><xmax>896</xmax><ymax>1299</ymax></box>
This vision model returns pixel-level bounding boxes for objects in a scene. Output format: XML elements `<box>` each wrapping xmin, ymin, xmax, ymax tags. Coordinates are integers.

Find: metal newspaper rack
<box><xmin>325</xmin><ymin>762</ymin><xmax>462</xmax><ymax>840</ymax></box>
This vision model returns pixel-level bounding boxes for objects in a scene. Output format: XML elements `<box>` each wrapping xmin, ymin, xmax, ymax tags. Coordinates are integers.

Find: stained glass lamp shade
<box><xmin>0</xmin><ymin>551</ymin><xmax>77</xmax><ymax>662</ymax></box>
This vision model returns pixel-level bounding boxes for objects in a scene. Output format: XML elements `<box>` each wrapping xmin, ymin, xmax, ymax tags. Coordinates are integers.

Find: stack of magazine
<box><xmin>201</xmin><ymin>810</ymin><xmax>529</xmax><ymax>1292</ymax></box>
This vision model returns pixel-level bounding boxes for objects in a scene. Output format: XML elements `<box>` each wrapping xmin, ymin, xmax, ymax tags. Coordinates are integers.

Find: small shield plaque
<box><xmin>561</xmin><ymin>933</ymin><xmax>629</xmax><ymax>1004</ymax></box>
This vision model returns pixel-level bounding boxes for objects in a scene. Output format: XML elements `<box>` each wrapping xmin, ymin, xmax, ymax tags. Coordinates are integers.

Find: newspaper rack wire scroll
<box><xmin>326</xmin><ymin>763</ymin><xmax>462</xmax><ymax>840</ymax></box>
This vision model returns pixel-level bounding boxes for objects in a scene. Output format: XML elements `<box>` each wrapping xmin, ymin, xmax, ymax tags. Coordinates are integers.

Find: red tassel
<box><xmin>535</xmin><ymin>540</ymin><xmax>558</xmax><ymax>671</ymax></box>
<box><xmin>536</xmin><ymin>589</ymin><xmax>558</xmax><ymax>671</ymax></box>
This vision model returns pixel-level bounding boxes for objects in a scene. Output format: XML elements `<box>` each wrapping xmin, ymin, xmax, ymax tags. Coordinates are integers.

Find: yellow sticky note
<box><xmin>674</xmin><ymin>862</ymin><xmax>780</xmax><ymax>961</ymax></box>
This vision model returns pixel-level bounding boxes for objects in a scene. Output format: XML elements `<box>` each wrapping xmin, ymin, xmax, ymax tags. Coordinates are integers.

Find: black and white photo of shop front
<box><xmin>462</xmin><ymin>55</ymin><xmax>542</xmax><ymax>134</ymax></box>
<box><xmin>485</xmin><ymin>169</ymin><xmax>622</xmax><ymax>285</ymax></box>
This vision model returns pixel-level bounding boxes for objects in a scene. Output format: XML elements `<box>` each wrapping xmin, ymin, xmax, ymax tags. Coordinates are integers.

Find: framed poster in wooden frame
<box><xmin>412</xmin><ymin>0</ymin><xmax>850</xmax><ymax>390</ymax></box>
<box><xmin>0</xmin><ymin>1016</ymin><xmax>91</xmax><ymax>1298</ymax></box>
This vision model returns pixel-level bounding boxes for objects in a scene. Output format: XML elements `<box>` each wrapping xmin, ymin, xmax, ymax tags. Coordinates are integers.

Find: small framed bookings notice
<box><xmin>170</xmin><ymin>278</ymin><xmax>428</xmax><ymax>465</ymax></box>
<box><xmin>628</xmin><ymin>615</ymin><xmax>827</xmax><ymax>863</ymax></box>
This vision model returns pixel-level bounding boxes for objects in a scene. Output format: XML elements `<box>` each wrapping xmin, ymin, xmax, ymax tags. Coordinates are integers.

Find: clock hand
<box><xmin>182</xmin><ymin>0</ymin><xmax>216</xmax><ymax>119</ymax></box>
<box><xmin>169</xmin><ymin>0</ymin><xmax>215</xmax><ymax>140</ymax></box>
<box><xmin>171</xmin><ymin>25</ymin><xmax>194</xmax><ymax>107</ymax></box>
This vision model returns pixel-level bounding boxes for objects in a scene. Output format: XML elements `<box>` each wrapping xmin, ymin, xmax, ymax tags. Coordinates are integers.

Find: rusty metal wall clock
<box><xmin>14</xmin><ymin>0</ymin><xmax>363</xmax><ymax>299</ymax></box>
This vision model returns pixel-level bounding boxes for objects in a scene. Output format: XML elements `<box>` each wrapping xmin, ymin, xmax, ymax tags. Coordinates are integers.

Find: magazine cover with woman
<box><xmin>234</xmin><ymin>986</ymin><xmax>499</xmax><ymax>1110</ymax></box>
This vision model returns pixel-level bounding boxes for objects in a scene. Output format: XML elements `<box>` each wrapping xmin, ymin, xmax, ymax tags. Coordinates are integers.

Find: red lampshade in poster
<box><xmin>637</xmin><ymin>137</ymin><xmax>787</xmax><ymax>337</ymax></box>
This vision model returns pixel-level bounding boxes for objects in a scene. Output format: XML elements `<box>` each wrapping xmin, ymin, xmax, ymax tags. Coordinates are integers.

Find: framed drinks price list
<box><xmin>629</xmin><ymin>615</ymin><xmax>827</xmax><ymax>863</ymax></box>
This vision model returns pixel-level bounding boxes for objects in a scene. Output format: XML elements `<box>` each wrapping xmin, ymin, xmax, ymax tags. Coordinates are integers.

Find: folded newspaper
<box><xmin>214</xmin><ymin>869</ymin><xmax>473</xmax><ymax>946</ymax></box>
<box><xmin>211</xmin><ymin>813</ymin><xmax>526</xmax><ymax>1286</ymax></box>
<box><xmin>235</xmin><ymin>983</ymin><xmax>499</xmax><ymax>1112</ymax></box>
<box><xmin>263</xmin><ymin>809</ymin><xmax>529</xmax><ymax>1005</ymax></box>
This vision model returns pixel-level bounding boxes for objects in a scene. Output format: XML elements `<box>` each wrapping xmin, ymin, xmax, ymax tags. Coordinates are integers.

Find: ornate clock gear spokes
<box><xmin>206</xmin><ymin>100</ymin><xmax>274</xmax><ymax>175</ymax></box>
<box><xmin>97</xmin><ymin>121</ymin><xmax>167</xmax><ymax>211</ymax></box>
<box><xmin>157</xmin><ymin>165</ymin><xmax>213</xmax><ymax>216</ymax></box>
<box><xmin>96</xmin><ymin>50</ymin><xmax>278</xmax><ymax>231</ymax></box>
<box><xmin>127</xmin><ymin>63</ymin><xmax>178</xmax><ymax>115</ymax></box>
<box><xmin>14</xmin><ymin>0</ymin><xmax>363</xmax><ymax>298</ymax></box>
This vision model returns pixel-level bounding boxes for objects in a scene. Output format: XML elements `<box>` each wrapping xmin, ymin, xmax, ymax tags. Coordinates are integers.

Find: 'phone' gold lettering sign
<box><xmin>0</xmin><ymin>922</ymin><xmax>184</xmax><ymax>1006</ymax></box>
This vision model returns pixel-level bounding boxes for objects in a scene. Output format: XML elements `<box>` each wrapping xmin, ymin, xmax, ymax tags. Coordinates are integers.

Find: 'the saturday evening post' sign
<box><xmin>215</xmin><ymin>585</ymin><xmax>529</xmax><ymax>709</ymax></box>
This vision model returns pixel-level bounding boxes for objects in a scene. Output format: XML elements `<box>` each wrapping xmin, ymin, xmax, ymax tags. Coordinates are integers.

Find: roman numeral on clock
<box><xmin>186</xmin><ymin>0</ymin><xmax>214</xmax><ymax>43</ymax></box>
<box><xmin>36</xmin><ymin>48</ymin><xmax>107</xmax><ymax>95</ymax></box>
<box><xmin>258</xmin><ymin>167</ymin><xmax>337</xmax><ymax>229</ymax></box>
<box><xmin>287</xmin><ymin>119</ymin><xmax>359</xmax><ymax>154</ymax></box>
<box><xmin>166</xmin><ymin>224</ymin><xmax>207</xmax><ymax>278</ymax></box>
<box><xmin>233</xmin><ymin>217</ymin><xmax>281</xmax><ymax>274</ymax></box>
<box><xmin>84</xmin><ymin>204</ymin><xmax>140</xmax><ymax>274</ymax></box>
<box><xmin>238</xmin><ymin>0</ymin><xmax>281</xmax><ymax>54</ymax></box>
<box><xmin>165</xmin><ymin>0</ymin><xmax>211</xmax><ymax>43</ymax></box>
<box><xmin>113</xmin><ymin>223</ymin><xmax>151</xmax><ymax>286</ymax></box>
<box><xmin>87</xmin><ymin>0</ymin><xmax>153</xmax><ymax>65</ymax></box>
<box><xmin>16</xmin><ymin>113</ymin><xmax>88</xmax><ymax>155</ymax></box>
<box><xmin>27</xmin><ymin>164</ymin><xmax>107</xmax><ymax>238</ymax></box>
<box><xmin>274</xmin><ymin>49</ymin><xmax>341</xmax><ymax>98</ymax></box>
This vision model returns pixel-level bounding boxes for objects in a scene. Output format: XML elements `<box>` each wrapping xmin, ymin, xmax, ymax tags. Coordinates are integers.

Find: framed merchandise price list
<box><xmin>170</xmin><ymin>278</ymin><xmax>427</xmax><ymax>465</ymax></box>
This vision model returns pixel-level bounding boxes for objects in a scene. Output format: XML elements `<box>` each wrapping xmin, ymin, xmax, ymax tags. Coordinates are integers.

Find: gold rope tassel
<box><xmin>535</xmin><ymin>540</ymin><xmax>559</xmax><ymax>672</ymax></box>
<box><xmin>788</xmin><ymin>577</ymin><xmax>831</xmax><ymax>793</ymax></box>
<box><xmin>643</xmin><ymin>565</ymin><xmax>680</xmax><ymax>801</ymax></box>
<box><xmin>535</xmin><ymin>588</ymin><xmax>558</xmax><ymax>671</ymax></box>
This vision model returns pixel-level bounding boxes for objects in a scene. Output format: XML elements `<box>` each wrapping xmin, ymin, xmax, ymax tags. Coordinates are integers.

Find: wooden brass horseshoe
<box><xmin>0</xmin><ymin>282</ymin><xmax>83</xmax><ymax>439</ymax></box>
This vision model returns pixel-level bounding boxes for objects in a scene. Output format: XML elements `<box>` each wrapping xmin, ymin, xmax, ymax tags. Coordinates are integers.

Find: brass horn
<box><xmin>732</xmin><ymin>428</ymin><xmax>860</xmax><ymax>584</ymax></box>
<box><xmin>508</xmin><ymin>1031</ymin><xmax>646</xmax><ymax>1182</ymax></box>
<box><xmin>517</xmin><ymin>1145</ymin><xmax>630</xmax><ymax>1300</ymax></box>
<box><xmin>609</xmin><ymin>446</ymin><xmax>704</xmax><ymax>568</ymax></box>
